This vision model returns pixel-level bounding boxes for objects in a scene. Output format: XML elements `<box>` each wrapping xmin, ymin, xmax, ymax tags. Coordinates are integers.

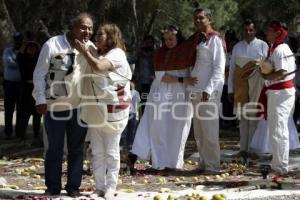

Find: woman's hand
<box><xmin>74</xmin><ymin>39</ymin><xmax>89</xmax><ymax>54</ymax></box>
<box><xmin>184</xmin><ymin>77</ymin><xmax>198</xmax><ymax>86</ymax></box>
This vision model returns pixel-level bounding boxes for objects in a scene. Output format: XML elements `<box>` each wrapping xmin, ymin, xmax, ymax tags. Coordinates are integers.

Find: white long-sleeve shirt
<box><xmin>227</xmin><ymin>38</ymin><xmax>269</xmax><ymax>93</ymax></box>
<box><xmin>189</xmin><ymin>35</ymin><xmax>226</xmax><ymax>94</ymax></box>
<box><xmin>32</xmin><ymin>33</ymin><xmax>93</xmax><ymax>111</ymax></box>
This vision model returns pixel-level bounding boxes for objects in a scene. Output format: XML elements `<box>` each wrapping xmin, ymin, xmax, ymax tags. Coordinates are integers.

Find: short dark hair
<box><xmin>243</xmin><ymin>19</ymin><xmax>256</xmax><ymax>29</ymax></box>
<box><xmin>194</xmin><ymin>8</ymin><xmax>212</xmax><ymax>21</ymax></box>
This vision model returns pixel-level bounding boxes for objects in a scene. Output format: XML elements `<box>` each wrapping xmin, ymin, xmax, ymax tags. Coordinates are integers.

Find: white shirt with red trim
<box><xmin>266</xmin><ymin>43</ymin><xmax>296</xmax><ymax>86</ymax></box>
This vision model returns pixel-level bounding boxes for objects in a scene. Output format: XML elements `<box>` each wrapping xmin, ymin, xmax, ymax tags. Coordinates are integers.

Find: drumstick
<box><xmin>282</xmin><ymin>65</ymin><xmax>300</xmax><ymax>78</ymax></box>
<box><xmin>282</xmin><ymin>52</ymin><xmax>300</xmax><ymax>59</ymax></box>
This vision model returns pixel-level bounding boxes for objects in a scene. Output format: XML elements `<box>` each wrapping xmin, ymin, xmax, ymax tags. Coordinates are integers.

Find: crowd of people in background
<box><xmin>2</xmin><ymin>7</ymin><xmax>300</xmax><ymax>198</ymax></box>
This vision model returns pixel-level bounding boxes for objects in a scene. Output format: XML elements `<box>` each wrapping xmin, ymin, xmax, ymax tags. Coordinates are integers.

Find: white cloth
<box><xmin>251</xmin><ymin>117</ymin><xmax>300</xmax><ymax>153</ymax></box>
<box><xmin>33</xmin><ymin>33</ymin><xmax>93</xmax><ymax>111</ymax></box>
<box><xmin>129</xmin><ymin>89</ymin><xmax>141</xmax><ymax>116</ymax></box>
<box><xmin>237</xmin><ymin>68</ymin><xmax>264</xmax><ymax>152</ymax></box>
<box><xmin>228</xmin><ymin>38</ymin><xmax>269</xmax><ymax>93</ymax></box>
<box><xmin>192</xmin><ymin>91</ymin><xmax>222</xmax><ymax>171</ymax></box>
<box><xmin>189</xmin><ymin>35</ymin><xmax>226</xmax><ymax>94</ymax></box>
<box><xmin>227</xmin><ymin>38</ymin><xmax>268</xmax><ymax>152</ymax></box>
<box><xmin>239</xmin><ymin>115</ymin><xmax>258</xmax><ymax>152</ymax></box>
<box><xmin>265</xmin><ymin>43</ymin><xmax>296</xmax><ymax>86</ymax></box>
<box><xmin>80</xmin><ymin>48</ymin><xmax>132</xmax><ymax>133</ymax></box>
<box><xmin>131</xmin><ymin>69</ymin><xmax>192</xmax><ymax>169</ymax></box>
<box><xmin>267</xmin><ymin>88</ymin><xmax>295</xmax><ymax>174</ymax></box>
<box><xmin>89</xmin><ymin>127</ymin><xmax>123</xmax><ymax>192</ymax></box>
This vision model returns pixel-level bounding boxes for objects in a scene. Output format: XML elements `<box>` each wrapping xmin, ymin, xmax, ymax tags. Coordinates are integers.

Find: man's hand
<box><xmin>184</xmin><ymin>77</ymin><xmax>198</xmax><ymax>86</ymax></box>
<box><xmin>36</xmin><ymin>104</ymin><xmax>47</xmax><ymax>115</ymax></box>
<box><xmin>201</xmin><ymin>91</ymin><xmax>210</xmax><ymax>102</ymax></box>
<box><xmin>228</xmin><ymin>93</ymin><xmax>234</xmax><ymax>103</ymax></box>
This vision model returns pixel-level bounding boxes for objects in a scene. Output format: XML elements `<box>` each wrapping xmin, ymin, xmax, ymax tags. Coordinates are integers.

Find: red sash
<box><xmin>107</xmin><ymin>86</ymin><xmax>131</xmax><ymax>113</ymax></box>
<box><xmin>257</xmin><ymin>80</ymin><xmax>294</xmax><ymax>119</ymax></box>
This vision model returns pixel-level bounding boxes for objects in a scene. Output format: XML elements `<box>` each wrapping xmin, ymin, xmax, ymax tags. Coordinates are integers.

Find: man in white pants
<box><xmin>189</xmin><ymin>8</ymin><xmax>226</xmax><ymax>173</ymax></box>
<box><xmin>228</xmin><ymin>19</ymin><xmax>269</xmax><ymax>158</ymax></box>
<box><xmin>258</xmin><ymin>21</ymin><xmax>295</xmax><ymax>175</ymax></box>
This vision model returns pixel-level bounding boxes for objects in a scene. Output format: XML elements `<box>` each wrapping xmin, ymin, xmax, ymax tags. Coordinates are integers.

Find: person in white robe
<box><xmin>189</xmin><ymin>8</ymin><xmax>226</xmax><ymax>173</ymax></box>
<box><xmin>227</xmin><ymin>19</ymin><xmax>269</xmax><ymax>157</ymax></box>
<box><xmin>129</xmin><ymin>25</ymin><xmax>197</xmax><ymax>172</ymax></box>
<box><xmin>251</xmin><ymin>117</ymin><xmax>300</xmax><ymax>153</ymax></box>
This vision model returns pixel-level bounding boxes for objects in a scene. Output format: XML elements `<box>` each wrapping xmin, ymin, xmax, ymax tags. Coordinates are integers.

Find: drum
<box><xmin>259</xmin><ymin>60</ymin><xmax>274</xmax><ymax>75</ymax></box>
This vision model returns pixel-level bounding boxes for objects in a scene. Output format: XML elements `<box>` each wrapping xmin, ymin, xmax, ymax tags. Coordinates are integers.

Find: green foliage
<box><xmin>2</xmin><ymin>0</ymin><xmax>300</xmax><ymax>50</ymax></box>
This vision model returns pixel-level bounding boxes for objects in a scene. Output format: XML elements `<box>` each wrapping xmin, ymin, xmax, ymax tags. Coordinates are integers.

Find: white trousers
<box><xmin>192</xmin><ymin>91</ymin><xmax>221</xmax><ymax>171</ymax></box>
<box><xmin>267</xmin><ymin>88</ymin><xmax>295</xmax><ymax>174</ymax></box>
<box><xmin>89</xmin><ymin>127</ymin><xmax>122</xmax><ymax>192</ymax></box>
<box><xmin>239</xmin><ymin>115</ymin><xmax>258</xmax><ymax>152</ymax></box>
<box><xmin>238</xmin><ymin>70</ymin><xmax>263</xmax><ymax>152</ymax></box>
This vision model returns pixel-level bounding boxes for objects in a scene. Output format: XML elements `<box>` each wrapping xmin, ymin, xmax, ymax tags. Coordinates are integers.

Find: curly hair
<box><xmin>97</xmin><ymin>23</ymin><xmax>126</xmax><ymax>54</ymax></box>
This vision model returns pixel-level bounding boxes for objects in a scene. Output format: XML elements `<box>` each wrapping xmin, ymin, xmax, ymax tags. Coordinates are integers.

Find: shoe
<box><xmin>43</xmin><ymin>190</ymin><xmax>60</xmax><ymax>196</ymax></box>
<box><xmin>127</xmin><ymin>153</ymin><xmax>137</xmax><ymax>175</ymax></box>
<box><xmin>89</xmin><ymin>190</ymin><xmax>105</xmax><ymax>198</ymax></box>
<box><xmin>67</xmin><ymin>190</ymin><xmax>81</xmax><ymax>198</ymax></box>
<box><xmin>259</xmin><ymin>164</ymin><xmax>271</xmax><ymax>179</ymax></box>
<box><xmin>247</xmin><ymin>152</ymin><xmax>260</xmax><ymax>160</ymax></box>
<box><xmin>257</xmin><ymin>153</ymin><xmax>272</xmax><ymax>161</ymax></box>
<box><xmin>200</xmin><ymin>170</ymin><xmax>220</xmax><ymax>175</ymax></box>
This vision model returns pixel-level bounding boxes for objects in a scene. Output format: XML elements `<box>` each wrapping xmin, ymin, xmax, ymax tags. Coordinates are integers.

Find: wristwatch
<box><xmin>178</xmin><ymin>77</ymin><xmax>184</xmax><ymax>83</ymax></box>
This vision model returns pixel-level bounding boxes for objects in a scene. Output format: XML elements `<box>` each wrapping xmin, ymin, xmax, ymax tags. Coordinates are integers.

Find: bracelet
<box><xmin>178</xmin><ymin>77</ymin><xmax>184</xmax><ymax>83</ymax></box>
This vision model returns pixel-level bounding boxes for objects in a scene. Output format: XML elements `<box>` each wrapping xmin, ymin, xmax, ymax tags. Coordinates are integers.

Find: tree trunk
<box><xmin>131</xmin><ymin>0</ymin><xmax>139</xmax><ymax>49</ymax></box>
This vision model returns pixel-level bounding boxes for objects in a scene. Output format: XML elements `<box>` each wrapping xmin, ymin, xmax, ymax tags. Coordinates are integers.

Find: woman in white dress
<box><xmin>251</xmin><ymin>118</ymin><xmax>300</xmax><ymax>153</ymax></box>
<box><xmin>128</xmin><ymin>25</ymin><xmax>198</xmax><ymax>173</ymax></box>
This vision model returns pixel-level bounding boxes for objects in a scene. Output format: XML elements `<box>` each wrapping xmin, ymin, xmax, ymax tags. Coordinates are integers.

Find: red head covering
<box><xmin>154</xmin><ymin>29</ymin><xmax>222</xmax><ymax>71</ymax></box>
<box><xmin>268</xmin><ymin>21</ymin><xmax>288</xmax><ymax>56</ymax></box>
<box><xmin>154</xmin><ymin>33</ymin><xmax>200</xmax><ymax>71</ymax></box>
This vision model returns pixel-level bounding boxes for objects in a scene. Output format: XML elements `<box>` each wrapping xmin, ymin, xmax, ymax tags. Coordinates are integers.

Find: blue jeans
<box><xmin>44</xmin><ymin>109</ymin><xmax>87</xmax><ymax>194</ymax></box>
<box><xmin>120</xmin><ymin>113</ymin><xmax>138</xmax><ymax>147</ymax></box>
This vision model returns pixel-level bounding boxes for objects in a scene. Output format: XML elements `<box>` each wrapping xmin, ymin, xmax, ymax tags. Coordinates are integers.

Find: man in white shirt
<box><xmin>259</xmin><ymin>21</ymin><xmax>295</xmax><ymax>175</ymax></box>
<box><xmin>32</xmin><ymin>13</ymin><xmax>93</xmax><ymax>197</ymax></box>
<box><xmin>189</xmin><ymin>8</ymin><xmax>226</xmax><ymax>173</ymax></box>
<box><xmin>227</xmin><ymin>19</ymin><xmax>269</xmax><ymax>159</ymax></box>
